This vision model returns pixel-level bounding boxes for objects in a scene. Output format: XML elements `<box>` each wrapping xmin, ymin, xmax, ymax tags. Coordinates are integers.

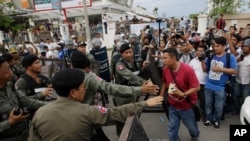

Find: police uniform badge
<box><xmin>117</xmin><ymin>65</ymin><xmax>124</xmax><ymax>71</ymax></box>
<box><xmin>98</xmin><ymin>105</ymin><xmax>108</xmax><ymax>113</ymax></box>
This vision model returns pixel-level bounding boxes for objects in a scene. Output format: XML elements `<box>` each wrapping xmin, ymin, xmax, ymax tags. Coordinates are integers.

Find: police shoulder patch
<box><xmin>15</xmin><ymin>83</ymin><xmax>19</xmax><ymax>90</ymax></box>
<box><xmin>98</xmin><ymin>106</ymin><xmax>108</xmax><ymax>113</ymax></box>
<box><xmin>117</xmin><ymin>65</ymin><xmax>125</xmax><ymax>71</ymax></box>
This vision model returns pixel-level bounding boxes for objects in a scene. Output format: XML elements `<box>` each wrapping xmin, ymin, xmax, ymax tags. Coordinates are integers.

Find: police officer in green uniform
<box><xmin>9</xmin><ymin>45</ymin><xmax>25</xmax><ymax>78</ymax></box>
<box><xmin>15</xmin><ymin>55</ymin><xmax>52</xmax><ymax>101</ymax></box>
<box><xmin>2</xmin><ymin>53</ymin><xmax>19</xmax><ymax>84</ymax></box>
<box><xmin>29</xmin><ymin>69</ymin><xmax>163</xmax><ymax>141</ymax></box>
<box><xmin>0</xmin><ymin>56</ymin><xmax>47</xmax><ymax>141</ymax></box>
<box><xmin>71</xmin><ymin>51</ymin><xmax>158</xmax><ymax>141</ymax></box>
<box><xmin>113</xmin><ymin>42</ymin><xmax>150</xmax><ymax>135</ymax></box>
<box><xmin>70</xmin><ymin>51</ymin><xmax>158</xmax><ymax>105</ymax></box>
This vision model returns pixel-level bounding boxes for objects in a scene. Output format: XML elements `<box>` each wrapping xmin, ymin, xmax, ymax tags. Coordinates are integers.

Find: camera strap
<box><xmin>170</xmin><ymin>68</ymin><xmax>194</xmax><ymax>106</ymax></box>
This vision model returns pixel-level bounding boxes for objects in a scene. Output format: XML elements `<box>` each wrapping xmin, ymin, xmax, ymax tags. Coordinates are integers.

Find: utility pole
<box><xmin>82</xmin><ymin>0</ymin><xmax>92</xmax><ymax>50</ymax></box>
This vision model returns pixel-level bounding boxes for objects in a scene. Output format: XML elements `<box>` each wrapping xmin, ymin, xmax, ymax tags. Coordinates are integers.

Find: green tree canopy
<box><xmin>0</xmin><ymin>1</ymin><xmax>30</xmax><ymax>38</ymax></box>
<box><xmin>209</xmin><ymin>0</ymin><xmax>242</xmax><ymax>16</ymax></box>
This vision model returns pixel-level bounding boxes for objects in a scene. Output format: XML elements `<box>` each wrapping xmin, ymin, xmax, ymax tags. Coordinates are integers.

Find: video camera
<box><xmin>198</xmin><ymin>49</ymin><xmax>214</xmax><ymax>61</ymax></box>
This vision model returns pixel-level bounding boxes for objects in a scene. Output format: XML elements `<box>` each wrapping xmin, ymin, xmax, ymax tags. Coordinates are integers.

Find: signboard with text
<box><xmin>34</xmin><ymin>0</ymin><xmax>92</xmax><ymax>11</ymax></box>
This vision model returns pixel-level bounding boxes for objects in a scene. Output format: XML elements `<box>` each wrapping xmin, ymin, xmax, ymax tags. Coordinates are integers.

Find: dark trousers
<box><xmin>197</xmin><ymin>84</ymin><xmax>205</xmax><ymax>118</ymax></box>
<box><xmin>103</xmin><ymin>22</ymin><xmax>108</xmax><ymax>34</ymax></box>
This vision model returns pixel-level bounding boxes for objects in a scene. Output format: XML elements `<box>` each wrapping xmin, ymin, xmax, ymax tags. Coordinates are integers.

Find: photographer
<box><xmin>189</xmin><ymin>45</ymin><xmax>208</xmax><ymax>119</ymax></box>
<box><xmin>0</xmin><ymin>56</ymin><xmax>47</xmax><ymax>140</ymax></box>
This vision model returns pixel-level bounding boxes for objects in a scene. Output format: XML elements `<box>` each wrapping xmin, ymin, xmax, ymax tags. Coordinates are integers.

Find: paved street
<box><xmin>103</xmin><ymin>102</ymin><xmax>240</xmax><ymax>141</ymax></box>
<box><xmin>41</xmin><ymin>50</ymin><xmax>241</xmax><ymax>141</ymax></box>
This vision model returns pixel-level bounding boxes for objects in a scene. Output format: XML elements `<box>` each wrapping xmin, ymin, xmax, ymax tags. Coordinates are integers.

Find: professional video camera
<box><xmin>198</xmin><ymin>48</ymin><xmax>214</xmax><ymax>61</ymax></box>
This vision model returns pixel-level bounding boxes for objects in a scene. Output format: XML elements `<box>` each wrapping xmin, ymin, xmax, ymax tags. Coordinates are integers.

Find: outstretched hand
<box><xmin>141</xmin><ymin>80</ymin><xmax>159</xmax><ymax>95</ymax></box>
<box><xmin>146</xmin><ymin>96</ymin><xmax>164</xmax><ymax>107</ymax></box>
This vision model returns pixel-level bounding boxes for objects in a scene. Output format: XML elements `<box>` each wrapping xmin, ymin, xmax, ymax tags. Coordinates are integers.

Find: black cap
<box><xmin>71</xmin><ymin>51</ymin><xmax>90</xmax><ymax>69</ymax></box>
<box><xmin>21</xmin><ymin>55</ymin><xmax>39</xmax><ymax>68</ymax></box>
<box><xmin>119</xmin><ymin>43</ymin><xmax>131</xmax><ymax>54</ymax></box>
<box><xmin>2</xmin><ymin>53</ymin><xmax>13</xmax><ymax>62</ymax></box>
<box><xmin>52</xmin><ymin>69</ymin><xmax>85</xmax><ymax>97</ymax></box>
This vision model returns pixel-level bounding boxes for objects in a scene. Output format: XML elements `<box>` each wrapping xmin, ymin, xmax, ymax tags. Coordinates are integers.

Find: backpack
<box><xmin>207</xmin><ymin>53</ymin><xmax>231</xmax><ymax>74</ymax></box>
<box><xmin>179</xmin><ymin>53</ymin><xmax>193</xmax><ymax>61</ymax></box>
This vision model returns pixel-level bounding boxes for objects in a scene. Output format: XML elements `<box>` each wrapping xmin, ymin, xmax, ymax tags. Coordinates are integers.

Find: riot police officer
<box><xmin>0</xmin><ymin>56</ymin><xmax>47</xmax><ymax>140</ymax></box>
<box><xmin>113</xmin><ymin>43</ymin><xmax>150</xmax><ymax>136</ymax></box>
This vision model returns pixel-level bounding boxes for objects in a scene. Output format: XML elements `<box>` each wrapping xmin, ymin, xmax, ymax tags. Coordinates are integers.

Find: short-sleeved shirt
<box><xmin>205</xmin><ymin>53</ymin><xmax>237</xmax><ymax>91</ymax></box>
<box><xmin>162</xmin><ymin>62</ymin><xmax>199</xmax><ymax>110</ymax></box>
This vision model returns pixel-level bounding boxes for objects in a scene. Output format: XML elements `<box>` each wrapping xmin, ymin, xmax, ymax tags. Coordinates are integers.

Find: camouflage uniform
<box><xmin>0</xmin><ymin>83</ymin><xmax>48</xmax><ymax>140</ymax></box>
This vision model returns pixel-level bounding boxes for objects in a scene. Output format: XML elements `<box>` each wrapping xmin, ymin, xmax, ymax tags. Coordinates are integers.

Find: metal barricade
<box><xmin>39</xmin><ymin>58</ymin><xmax>69</xmax><ymax>79</ymax></box>
<box><xmin>119</xmin><ymin>115</ymin><xmax>149</xmax><ymax>141</ymax></box>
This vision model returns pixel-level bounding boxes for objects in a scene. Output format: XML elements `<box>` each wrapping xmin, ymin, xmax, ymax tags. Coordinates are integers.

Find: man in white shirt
<box><xmin>232</xmin><ymin>38</ymin><xmax>250</xmax><ymax>115</ymax></box>
<box><xmin>189</xmin><ymin>45</ymin><xmax>208</xmax><ymax>119</ymax></box>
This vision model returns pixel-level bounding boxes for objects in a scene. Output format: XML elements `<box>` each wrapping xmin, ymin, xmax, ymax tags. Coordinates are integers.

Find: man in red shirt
<box><xmin>216</xmin><ymin>14</ymin><xmax>225</xmax><ymax>30</ymax></box>
<box><xmin>160</xmin><ymin>47</ymin><xmax>200</xmax><ymax>141</ymax></box>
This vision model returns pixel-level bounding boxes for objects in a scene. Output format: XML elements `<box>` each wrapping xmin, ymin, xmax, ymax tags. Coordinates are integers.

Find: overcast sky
<box><xmin>133</xmin><ymin>0</ymin><xmax>250</xmax><ymax>18</ymax></box>
<box><xmin>133</xmin><ymin>0</ymin><xmax>207</xmax><ymax>18</ymax></box>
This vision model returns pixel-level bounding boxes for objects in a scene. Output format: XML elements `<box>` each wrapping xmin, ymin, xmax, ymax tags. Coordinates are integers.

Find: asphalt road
<box><xmin>41</xmin><ymin>50</ymin><xmax>241</xmax><ymax>141</ymax></box>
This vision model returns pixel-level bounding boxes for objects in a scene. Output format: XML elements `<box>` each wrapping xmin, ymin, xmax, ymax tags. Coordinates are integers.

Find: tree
<box><xmin>153</xmin><ymin>7</ymin><xmax>158</xmax><ymax>16</ymax></box>
<box><xmin>209</xmin><ymin>0</ymin><xmax>242</xmax><ymax>16</ymax></box>
<box><xmin>0</xmin><ymin>1</ymin><xmax>30</xmax><ymax>39</ymax></box>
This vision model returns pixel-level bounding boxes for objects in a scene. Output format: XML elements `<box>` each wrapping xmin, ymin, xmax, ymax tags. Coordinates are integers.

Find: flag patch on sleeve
<box><xmin>117</xmin><ymin>65</ymin><xmax>124</xmax><ymax>70</ymax></box>
<box><xmin>98</xmin><ymin>106</ymin><xmax>108</xmax><ymax>113</ymax></box>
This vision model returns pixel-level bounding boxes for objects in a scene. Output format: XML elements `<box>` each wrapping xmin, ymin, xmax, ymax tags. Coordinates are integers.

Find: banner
<box><xmin>90</xmin><ymin>47</ymin><xmax>111</xmax><ymax>82</ymax></box>
<box><xmin>34</xmin><ymin>0</ymin><xmax>92</xmax><ymax>11</ymax></box>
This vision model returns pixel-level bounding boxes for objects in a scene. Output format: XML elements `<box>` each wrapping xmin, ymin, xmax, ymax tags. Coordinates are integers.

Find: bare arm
<box><xmin>159</xmin><ymin>82</ymin><xmax>166</xmax><ymax>97</ymax></box>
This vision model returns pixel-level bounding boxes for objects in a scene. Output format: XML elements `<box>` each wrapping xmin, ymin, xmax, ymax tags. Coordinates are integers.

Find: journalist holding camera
<box><xmin>0</xmin><ymin>56</ymin><xmax>48</xmax><ymax>141</ymax></box>
<box><xmin>189</xmin><ymin>45</ymin><xmax>208</xmax><ymax>119</ymax></box>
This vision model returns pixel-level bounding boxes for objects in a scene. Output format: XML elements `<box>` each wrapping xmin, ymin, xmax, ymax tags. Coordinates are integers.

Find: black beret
<box><xmin>119</xmin><ymin>43</ymin><xmax>131</xmax><ymax>54</ymax></box>
<box><xmin>21</xmin><ymin>55</ymin><xmax>39</xmax><ymax>68</ymax></box>
<box><xmin>52</xmin><ymin>69</ymin><xmax>85</xmax><ymax>97</ymax></box>
<box><xmin>2</xmin><ymin>53</ymin><xmax>13</xmax><ymax>62</ymax></box>
<box><xmin>71</xmin><ymin>51</ymin><xmax>90</xmax><ymax>69</ymax></box>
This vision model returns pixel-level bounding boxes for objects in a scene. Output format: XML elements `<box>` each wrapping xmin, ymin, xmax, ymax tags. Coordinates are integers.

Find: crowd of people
<box><xmin>0</xmin><ymin>13</ymin><xmax>249</xmax><ymax>141</ymax></box>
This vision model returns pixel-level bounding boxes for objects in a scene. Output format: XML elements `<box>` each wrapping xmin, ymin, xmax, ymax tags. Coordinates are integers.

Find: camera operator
<box><xmin>0</xmin><ymin>56</ymin><xmax>47</xmax><ymax>140</ymax></box>
<box><xmin>189</xmin><ymin>45</ymin><xmax>208</xmax><ymax>120</ymax></box>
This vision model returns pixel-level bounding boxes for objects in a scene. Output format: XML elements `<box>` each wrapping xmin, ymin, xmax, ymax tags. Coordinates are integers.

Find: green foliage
<box><xmin>209</xmin><ymin>0</ymin><xmax>242</xmax><ymax>16</ymax></box>
<box><xmin>0</xmin><ymin>2</ymin><xmax>30</xmax><ymax>38</ymax></box>
<box><xmin>189</xmin><ymin>13</ymin><xmax>199</xmax><ymax>19</ymax></box>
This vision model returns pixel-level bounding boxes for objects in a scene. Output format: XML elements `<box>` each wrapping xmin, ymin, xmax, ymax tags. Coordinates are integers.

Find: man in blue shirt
<box><xmin>201</xmin><ymin>37</ymin><xmax>237</xmax><ymax>130</ymax></box>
